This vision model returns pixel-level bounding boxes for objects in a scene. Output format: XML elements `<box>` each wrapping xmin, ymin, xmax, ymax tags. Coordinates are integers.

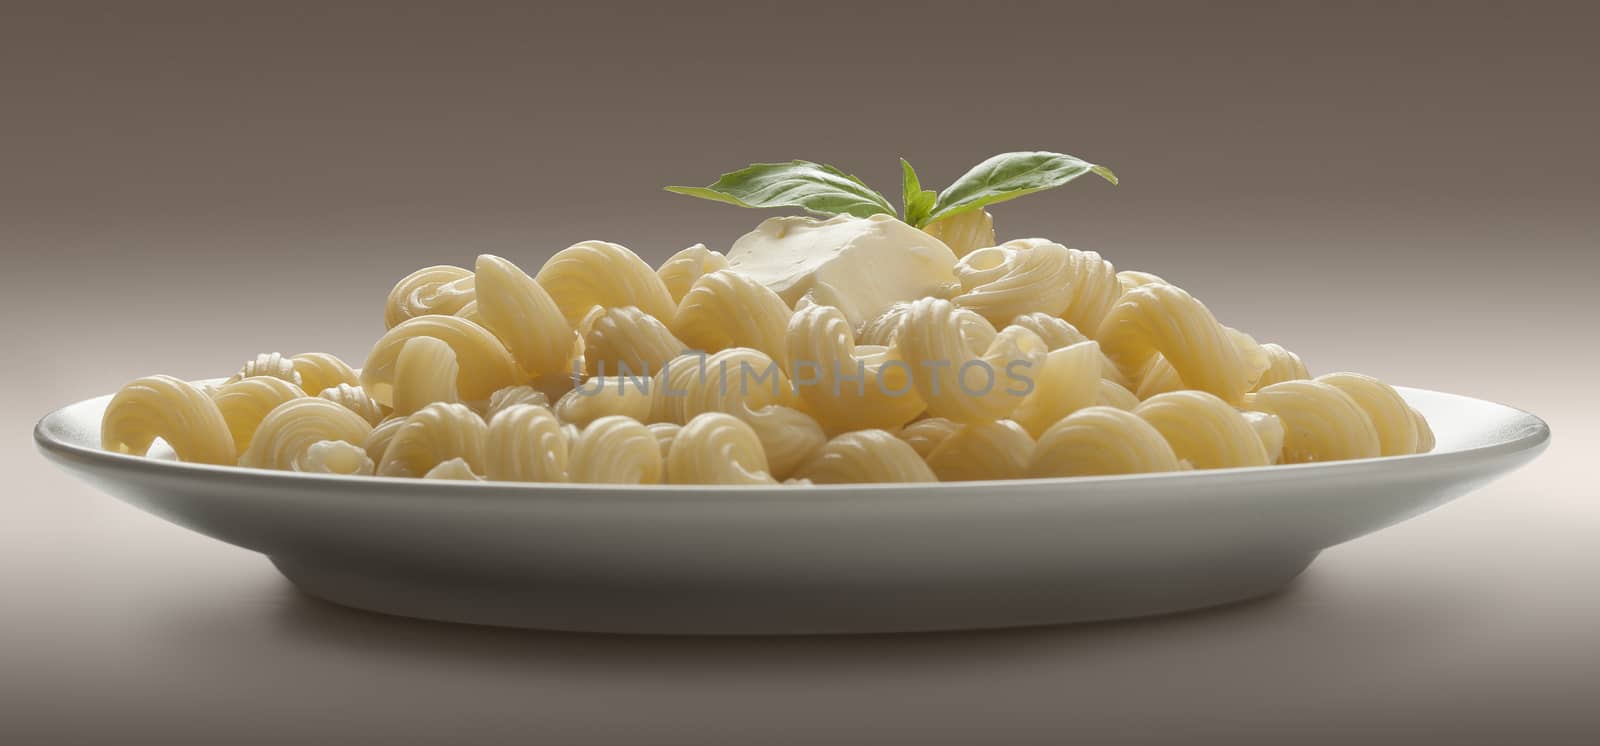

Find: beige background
<box><xmin>3</xmin><ymin>2</ymin><xmax>1597</xmax><ymax>744</ymax></box>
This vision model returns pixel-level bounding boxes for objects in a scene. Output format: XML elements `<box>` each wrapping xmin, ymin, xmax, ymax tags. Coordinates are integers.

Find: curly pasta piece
<box><xmin>786</xmin><ymin>304</ymin><xmax>926</xmax><ymax>433</ymax></box>
<box><xmin>1009</xmin><ymin>312</ymin><xmax>1131</xmax><ymax>388</ymax></box>
<box><xmin>1030</xmin><ymin>241</ymin><xmax>1122</xmax><ymax>334</ymax></box>
<box><xmin>360</xmin><ymin>416</ymin><xmax>401</xmax><ymax>460</ymax></box>
<box><xmin>896</xmin><ymin>417</ymin><xmax>962</xmax><ymax>458</ymax></box>
<box><xmin>794</xmin><ymin>429</ymin><xmax>937</xmax><ymax>484</ymax></box>
<box><xmin>362</xmin><ymin>315</ymin><xmax>522</xmax><ymax>407</ymax></box>
<box><xmin>652</xmin><ymin>348</ymin><xmax>822</xmax><ymax>478</ymax></box>
<box><xmin>567</xmin><ymin>415</ymin><xmax>663</xmax><ymax>484</ymax></box>
<box><xmin>535</xmin><ymin>240</ymin><xmax>676</xmax><ymax>326</ymax></box>
<box><xmin>289</xmin><ymin>352</ymin><xmax>359</xmax><ymax>395</ymax></box>
<box><xmin>298</xmin><ymin>440</ymin><xmax>375</xmax><ymax>476</ymax></box>
<box><xmin>1097</xmin><ymin>379</ymin><xmax>1142</xmax><ymax>411</ymax></box>
<box><xmin>921</xmin><ymin>208</ymin><xmax>995</xmax><ymax>258</ymax></box>
<box><xmin>555</xmin><ymin>377</ymin><xmax>655</xmax><ymax>427</ymax></box>
<box><xmin>1316</xmin><ymin>372</ymin><xmax>1422</xmax><ymax>456</ymax></box>
<box><xmin>1012</xmin><ymin>340</ymin><xmax>1104</xmax><ymax>438</ymax></box>
<box><xmin>241</xmin><ymin>398</ymin><xmax>374</xmax><ymax>471</ymax></box>
<box><xmin>228</xmin><ymin>352</ymin><xmax>302</xmax><ymax>387</ymax></box>
<box><xmin>951</xmin><ymin>239</ymin><xmax>1082</xmax><ymax>325</ymax></box>
<box><xmin>1028</xmin><ymin>406</ymin><xmax>1183</xmax><ymax>478</ymax></box>
<box><xmin>385</xmin><ymin>265</ymin><xmax>476</xmax><ymax>329</ymax></box>
<box><xmin>1134</xmin><ymin>355</ymin><xmax>1186</xmax><ymax>400</ymax></box>
<box><xmin>483</xmin><ymin>404</ymin><xmax>567</xmax><ymax>482</ymax></box>
<box><xmin>391</xmin><ymin>336</ymin><xmax>461</xmax><ymax>416</ymax></box>
<box><xmin>1097</xmin><ymin>283</ymin><xmax>1258</xmax><ymax>404</ymax></box>
<box><xmin>1242</xmin><ymin>410</ymin><xmax>1286</xmax><ymax>464</ymax></box>
<box><xmin>212</xmin><ymin>376</ymin><xmax>308</xmax><ymax>453</ymax></box>
<box><xmin>1134</xmin><ymin>390</ymin><xmax>1270</xmax><ymax>469</ymax></box>
<box><xmin>583</xmin><ymin>306</ymin><xmax>686</xmax><ymax>377</ymax></box>
<box><xmin>102</xmin><ymin>375</ymin><xmax>238</xmax><ymax>465</ymax></box>
<box><xmin>648</xmin><ymin>422</ymin><xmax>681</xmax><ymax>463</ymax></box>
<box><xmin>666</xmin><ymin>412</ymin><xmax>776</xmax><ymax>485</ymax></box>
<box><xmin>893</xmin><ymin>298</ymin><xmax>1047</xmax><ymax>423</ymax></box>
<box><xmin>317</xmin><ymin>383</ymin><xmax>386</xmax><ymax>426</ymax></box>
<box><xmin>1117</xmin><ymin>270</ymin><xmax>1168</xmax><ymax>294</ymax></box>
<box><xmin>1411</xmin><ymin>408</ymin><xmax>1435</xmax><ymax>453</ymax></box>
<box><xmin>1252</xmin><ymin>343</ymin><xmax>1311</xmax><ymax>390</ymax></box>
<box><xmin>424</xmin><ymin>457</ymin><xmax>483</xmax><ymax>481</ymax></box>
<box><xmin>672</xmin><ymin>270</ymin><xmax>793</xmax><ymax>369</ymax></box>
<box><xmin>485</xmin><ymin>385</ymin><xmax>550</xmax><ymax>420</ymax></box>
<box><xmin>856</xmin><ymin>302</ymin><xmax>913</xmax><ymax>346</ymax></box>
<box><xmin>376</xmin><ymin>402</ymin><xmax>489</xmax><ymax>478</ymax></box>
<box><xmin>453</xmin><ymin>300</ymin><xmax>484</xmax><ymax>326</ymax></box>
<box><xmin>658</xmin><ymin>243</ymin><xmax>730</xmax><ymax>304</ymax></box>
<box><xmin>474</xmin><ymin>254</ymin><xmax>577</xmax><ymax>377</ymax></box>
<box><xmin>1243</xmin><ymin>381</ymin><xmax>1381</xmax><ymax>463</ymax></box>
<box><xmin>925</xmin><ymin>420</ymin><xmax>1036</xmax><ymax>481</ymax></box>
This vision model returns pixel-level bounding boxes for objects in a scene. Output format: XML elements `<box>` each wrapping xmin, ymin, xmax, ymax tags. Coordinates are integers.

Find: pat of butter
<box><xmin>726</xmin><ymin>214</ymin><xmax>958</xmax><ymax>328</ymax></box>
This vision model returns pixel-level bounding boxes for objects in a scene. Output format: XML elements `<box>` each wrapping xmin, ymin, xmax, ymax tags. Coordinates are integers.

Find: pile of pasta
<box><xmin>101</xmin><ymin>217</ymin><xmax>1433</xmax><ymax>485</ymax></box>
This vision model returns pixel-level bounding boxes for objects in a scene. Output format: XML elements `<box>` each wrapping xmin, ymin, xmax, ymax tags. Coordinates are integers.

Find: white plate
<box><xmin>35</xmin><ymin>386</ymin><xmax>1548</xmax><ymax>635</ymax></box>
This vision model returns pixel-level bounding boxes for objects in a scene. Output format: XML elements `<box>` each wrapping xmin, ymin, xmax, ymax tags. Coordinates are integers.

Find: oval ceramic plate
<box><xmin>36</xmin><ymin>386</ymin><xmax>1547</xmax><ymax>635</ymax></box>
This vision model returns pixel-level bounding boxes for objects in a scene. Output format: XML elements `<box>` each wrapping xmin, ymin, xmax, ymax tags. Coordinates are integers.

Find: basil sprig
<box><xmin>666</xmin><ymin>150</ymin><xmax>1116</xmax><ymax>228</ymax></box>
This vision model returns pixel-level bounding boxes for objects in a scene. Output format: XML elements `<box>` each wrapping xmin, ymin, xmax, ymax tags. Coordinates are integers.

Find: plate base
<box><xmin>272</xmin><ymin>551</ymin><xmax>1319</xmax><ymax>635</ymax></box>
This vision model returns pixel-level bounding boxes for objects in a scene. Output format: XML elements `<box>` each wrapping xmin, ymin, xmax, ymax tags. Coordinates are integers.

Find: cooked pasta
<box><xmin>107</xmin><ymin>208</ymin><xmax>1435</xmax><ymax>484</ymax></box>
<box><xmin>672</xmin><ymin>269</ymin><xmax>793</xmax><ymax>369</ymax></box>
<box><xmin>1316</xmin><ymin>372</ymin><xmax>1424</xmax><ymax>456</ymax></box>
<box><xmin>391</xmin><ymin>336</ymin><xmax>461</xmax><ymax>416</ymax></box>
<box><xmin>567</xmin><ymin>415</ymin><xmax>663</xmax><ymax>484</ymax></box>
<box><xmin>1243</xmin><ymin>381</ymin><xmax>1381</xmax><ymax>463</ymax></box>
<box><xmin>667</xmin><ymin>412</ymin><xmax>776</xmax><ymax>485</ymax></box>
<box><xmin>229</xmin><ymin>352</ymin><xmax>302</xmax><ymax>387</ymax></box>
<box><xmin>1253</xmin><ymin>343</ymin><xmax>1311</xmax><ymax>390</ymax></box>
<box><xmin>484</xmin><ymin>385</ymin><xmax>550</xmax><ymax>420</ymax></box>
<box><xmin>583</xmin><ymin>305</ymin><xmax>687</xmax><ymax>377</ymax></box>
<box><xmin>424</xmin><ymin>457</ymin><xmax>483</xmax><ymax>481</ymax></box>
<box><xmin>1097</xmin><ymin>283</ymin><xmax>1259</xmax><ymax>404</ymax></box>
<box><xmin>1008</xmin><ymin>312</ymin><xmax>1131</xmax><ymax>388</ymax></box>
<box><xmin>1134</xmin><ymin>390</ymin><xmax>1270</xmax><ymax>469</ymax></box>
<box><xmin>924</xmin><ymin>420</ymin><xmax>1035</xmax><ymax>481</ymax></box>
<box><xmin>474</xmin><ymin>254</ymin><xmax>577</xmax><ymax>377</ymax></box>
<box><xmin>298</xmin><ymin>440</ymin><xmax>375</xmax><ymax>476</ymax></box>
<box><xmin>212</xmin><ymin>376</ymin><xmax>307</xmax><ymax>452</ymax></box>
<box><xmin>1096</xmin><ymin>379</ymin><xmax>1142</xmax><ymax>411</ymax></box>
<box><xmin>1028</xmin><ymin>406</ymin><xmax>1182</xmax><ymax>478</ymax></box>
<box><xmin>289</xmin><ymin>353</ymin><xmax>359</xmax><ymax>396</ymax></box>
<box><xmin>376</xmin><ymin>402</ymin><xmax>489</xmax><ymax>478</ymax></box>
<box><xmin>794</xmin><ymin>429</ymin><xmax>937</xmax><ymax>484</ymax></box>
<box><xmin>895</xmin><ymin>417</ymin><xmax>962</xmax><ymax>459</ymax></box>
<box><xmin>240</xmin><ymin>398</ymin><xmax>374</xmax><ymax>471</ymax></box>
<box><xmin>317</xmin><ymin>383</ymin><xmax>386</xmax><ymax>426</ymax></box>
<box><xmin>361</xmin><ymin>315</ymin><xmax>523</xmax><ymax>407</ymax></box>
<box><xmin>921</xmin><ymin>208</ymin><xmax>995</xmax><ymax>258</ymax></box>
<box><xmin>385</xmin><ymin>265</ymin><xmax>476</xmax><ymax>329</ymax></box>
<box><xmin>555</xmin><ymin>377</ymin><xmax>655</xmax><ymax>427</ymax></box>
<box><xmin>786</xmin><ymin>304</ymin><xmax>926</xmax><ymax>432</ymax></box>
<box><xmin>950</xmin><ymin>239</ymin><xmax>1076</xmax><ymax>324</ymax></box>
<box><xmin>893</xmin><ymin>298</ymin><xmax>1047</xmax><ymax>423</ymax></box>
<box><xmin>1242</xmin><ymin>410</ymin><xmax>1286</xmax><ymax>464</ymax></box>
<box><xmin>535</xmin><ymin>240</ymin><xmax>677</xmax><ymax>326</ymax></box>
<box><xmin>484</xmin><ymin>404</ymin><xmax>568</xmax><ymax>482</ymax></box>
<box><xmin>1011</xmin><ymin>340</ymin><xmax>1103</xmax><ymax>438</ymax></box>
<box><xmin>658</xmin><ymin>243</ymin><xmax>730</xmax><ymax>303</ymax></box>
<box><xmin>103</xmin><ymin>375</ymin><xmax>238</xmax><ymax>465</ymax></box>
<box><xmin>1116</xmin><ymin>270</ymin><xmax>1167</xmax><ymax>294</ymax></box>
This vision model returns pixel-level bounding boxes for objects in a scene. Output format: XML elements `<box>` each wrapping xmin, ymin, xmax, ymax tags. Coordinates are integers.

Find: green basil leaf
<box><xmin>899</xmin><ymin>158</ymin><xmax>938</xmax><ymax>228</ymax></box>
<box><xmin>665</xmin><ymin>160</ymin><xmax>895</xmax><ymax>219</ymax></box>
<box><xmin>927</xmin><ymin>151</ymin><xmax>1117</xmax><ymax>224</ymax></box>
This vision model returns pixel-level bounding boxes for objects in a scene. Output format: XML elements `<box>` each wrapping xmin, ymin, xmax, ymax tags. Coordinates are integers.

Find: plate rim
<box><xmin>34</xmin><ymin>385</ymin><xmax>1551</xmax><ymax>498</ymax></box>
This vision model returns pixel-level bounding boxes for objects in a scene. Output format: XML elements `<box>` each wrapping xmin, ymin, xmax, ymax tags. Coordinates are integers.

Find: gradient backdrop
<box><xmin>4</xmin><ymin>2</ymin><xmax>1597</xmax><ymax>744</ymax></box>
